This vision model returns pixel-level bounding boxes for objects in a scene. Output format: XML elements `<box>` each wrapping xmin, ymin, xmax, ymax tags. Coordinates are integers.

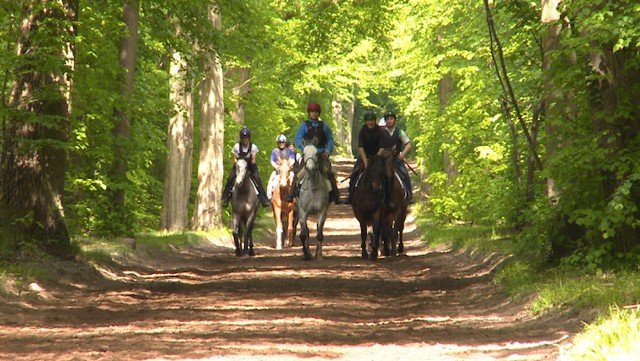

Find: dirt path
<box><xmin>0</xmin><ymin>158</ymin><xmax>582</xmax><ymax>360</ymax></box>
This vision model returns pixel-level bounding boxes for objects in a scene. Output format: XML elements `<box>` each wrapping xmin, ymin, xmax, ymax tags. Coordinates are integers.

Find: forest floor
<box><xmin>0</xmin><ymin>158</ymin><xmax>589</xmax><ymax>360</ymax></box>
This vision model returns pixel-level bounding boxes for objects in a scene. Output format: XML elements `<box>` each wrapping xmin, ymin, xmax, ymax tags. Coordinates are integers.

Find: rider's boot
<box><xmin>252</xmin><ymin>174</ymin><xmax>271</xmax><ymax>208</ymax></box>
<box><xmin>222</xmin><ymin>175</ymin><xmax>234</xmax><ymax>207</ymax></box>
<box><xmin>342</xmin><ymin>175</ymin><xmax>355</xmax><ymax>205</ymax></box>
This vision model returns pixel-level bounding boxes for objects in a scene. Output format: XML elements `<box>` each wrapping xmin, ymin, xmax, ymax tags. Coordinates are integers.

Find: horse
<box><xmin>271</xmin><ymin>160</ymin><xmax>297</xmax><ymax>250</ymax></box>
<box><xmin>349</xmin><ymin>154</ymin><xmax>388</xmax><ymax>260</ymax></box>
<box><xmin>230</xmin><ymin>158</ymin><xmax>260</xmax><ymax>256</ymax></box>
<box><xmin>380</xmin><ymin>154</ymin><xmax>409</xmax><ymax>257</ymax></box>
<box><xmin>296</xmin><ymin>144</ymin><xmax>330</xmax><ymax>260</ymax></box>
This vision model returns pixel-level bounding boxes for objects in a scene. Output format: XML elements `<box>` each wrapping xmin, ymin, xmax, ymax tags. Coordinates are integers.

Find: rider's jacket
<box><xmin>384</xmin><ymin>127</ymin><xmax>404</xmax><ymax>156</ymax></box>
<box><xmin>359</xmin><ymin>125</ymin><xmax>386</xmax><ymax>158</ymax></box>
<box><xmin>236</xmin><ymin>143</ymin><xmax>254</xmax><ymax>160</ymax></box>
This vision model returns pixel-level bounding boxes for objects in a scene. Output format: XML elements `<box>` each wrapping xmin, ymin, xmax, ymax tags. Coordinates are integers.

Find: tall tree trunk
<box><xmin>230</xmin><ymin>66</ymin><xmax>250</xmax><ymax>125</ymax></box>
<box><xmin>588</xmin><ymin>45</ymin><xmax>640</xmax><ymax>252</ymax></box>
<box><xmin>110</xmin><ymin>0</ymin><xmax>138</xmax><ymax>233</ymax></box>
<box><xmin>161</xmin><ymin>50</ymin><xmax>194</xmax><ymax>231</ymax></box>
<box><xmin>345</xmin><ymin>98</ymin><xmax>355</xmax><ymax>156</ymax></box>
<box><xmin>438</xmin><ymin>73</ymin><xmax>457</xmax><ymax>186</ymax></box>
<box><xmin>0</xmin><ymin>0</ymin><xmax>78</xmax><ymax>257</ymax></box>
<box><xmin>541</xmin><ymin>0</ymin><xmax>562</xmax><ymax>201</ymax></box>
<box><xmin>332</xmin><ymin>99</ymin><xmax>343</xmax><ymax>148</ymax></box>
<box><xmin>192</xmin><ymin>5</ymin><xmax>224</xmax><ymax>230</ymax></box>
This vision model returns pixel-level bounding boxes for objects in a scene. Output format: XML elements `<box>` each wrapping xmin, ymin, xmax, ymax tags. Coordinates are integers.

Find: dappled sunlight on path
<box><xmin>0</xmin><ymin>158</ymin><xmax>582</xmax><ymax>360</ymax></box>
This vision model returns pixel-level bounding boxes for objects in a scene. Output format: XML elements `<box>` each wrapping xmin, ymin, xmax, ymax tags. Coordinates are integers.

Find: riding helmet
<box><xmin>363</xmin><ymin>111</ymin><xmax>377</xmax><ymax>121</ymax></box>
<box><xmin>384</xmin><ymin>111</ymin><xmax>396</xmax><ymax>120</ymax></box>
<box><xmin>239</xmin><ymin>126</ymin><xmax>251</xmax><ymax>139</ymax></box>
<box><xmin>276</xmin><ymin>134</ymin><xmax>287</xmax><ymax>143</ymax></box>
<box><xmin>307</xmin><ymin>102</ymin><xmax>321</xmax><ymax>113</ymax></box>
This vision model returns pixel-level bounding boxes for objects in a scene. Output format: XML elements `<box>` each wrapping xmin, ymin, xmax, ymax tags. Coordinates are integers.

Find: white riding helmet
<box><xmin>276</xmin><ymin>134</ymin><xmax>287</xmax><ymax>143</ymax></box>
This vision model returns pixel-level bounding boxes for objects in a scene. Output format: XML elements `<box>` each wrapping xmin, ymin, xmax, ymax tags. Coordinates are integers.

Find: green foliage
<box><xmin>564</xmin><ymin>306</ymin><xmax>640</xmax><ymax>361</ymax></box>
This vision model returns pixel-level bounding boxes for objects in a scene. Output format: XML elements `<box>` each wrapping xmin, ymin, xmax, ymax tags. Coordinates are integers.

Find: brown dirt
<box><xmin>0</xmin><ymin>158</ymin><xmax>586</xmax><ymax>360</ymax></box>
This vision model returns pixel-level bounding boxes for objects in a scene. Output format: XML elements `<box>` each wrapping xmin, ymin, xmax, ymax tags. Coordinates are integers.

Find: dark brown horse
<box><xmin>350</xmin><ymin>154</ymin><xmax>388</xmax><ymax>260</ymax></box>
<box><xmin>271</xmin><ymin>160</ymin><xmax>297</xmax><ymax>249</ymax></box>
<box><xmin>380</xmin><ymin>154</ymin><xmax>409</xmax><ymax>257</ymax></box>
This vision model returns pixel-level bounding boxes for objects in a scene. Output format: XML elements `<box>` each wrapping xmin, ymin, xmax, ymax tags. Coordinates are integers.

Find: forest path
<box><xmin>0</xmin><ymin>158</ymin><xmax>583</xmax><ymax>360</ymax></box>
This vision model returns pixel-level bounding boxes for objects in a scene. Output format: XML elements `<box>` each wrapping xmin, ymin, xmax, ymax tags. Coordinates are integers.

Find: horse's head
<box><xmin>380</xmin><ymin>149</ymin><xmax>395</xmax><ymax>177</ymax></box>
<box><xmin>278</xmin><ymin>160</ymin><xmax>292</xmax><ymax>187</ymax></box>
<box><xmin>364</xmin><ymin>155</ymin><xmax>387</xmax><ymax>193</ymax></box>
<box><xmin>303</xmin><ymin>136</ymin><xmax>320</xmax><ymax>148</ymax></box>
<box><xmin>303</xmin><ymin>145</ymin><xmax>319</xmax><ymax>172</ymax></box>
<box><xmin>235</xmin><ymin>158</ymin><xmax>249</xmax><ymax>186</ymax></box>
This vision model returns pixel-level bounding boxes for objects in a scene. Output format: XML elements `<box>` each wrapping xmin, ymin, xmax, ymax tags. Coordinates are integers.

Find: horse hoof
<box><xmin>248</xmin><ymin>250</ymin><xmax>255</xmax><ymax>257</ymax></box>
<box><xmin>361</xmin><ymin>250</ymin><xmax>368</xmax><ymax>259</ymax></box>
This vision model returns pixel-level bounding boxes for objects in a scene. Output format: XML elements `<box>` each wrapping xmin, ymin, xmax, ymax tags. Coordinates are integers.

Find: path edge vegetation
<box><xmin>415</xmin><ymin>202</ymin><xmax>640</xmax><ymax>360</ymax></box>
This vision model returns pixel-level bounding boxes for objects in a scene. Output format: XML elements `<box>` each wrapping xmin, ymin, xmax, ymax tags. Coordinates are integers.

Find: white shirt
<box><xmin>232</xmin><ymin>142</ymin><xmax>259</xmax><ymax>159</ymax></box>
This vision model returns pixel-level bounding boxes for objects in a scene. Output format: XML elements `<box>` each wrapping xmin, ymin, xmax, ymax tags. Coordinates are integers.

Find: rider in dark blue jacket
<box><xmin>286</xmin><ymin>102</ymin><xmax>340</xmax><ymax>204</ymax></box>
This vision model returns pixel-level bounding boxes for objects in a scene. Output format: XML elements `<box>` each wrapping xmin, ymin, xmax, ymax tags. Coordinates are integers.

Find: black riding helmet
<box><xmin>384</xmin><ymin>111</ymin><xmax>396</xmax><ymax>120</ymax></box>
<box><xmin>363</xmin><ymin>111</ymin><xmax>377</xmax><ymax>121</ymax></box>
<box><xmin>239</xmin><ymin>126</ymin><xmax>251</xmax><ymax>139</ymax></box>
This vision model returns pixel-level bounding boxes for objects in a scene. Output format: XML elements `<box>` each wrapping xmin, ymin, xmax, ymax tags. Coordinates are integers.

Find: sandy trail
<box><xmin>0</xmin><ymin>158</ymin><xmax>581</xmax><ymax>360</ymax></box>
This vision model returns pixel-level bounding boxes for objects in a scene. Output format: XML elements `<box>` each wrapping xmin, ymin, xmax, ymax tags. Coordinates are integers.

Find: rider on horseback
<box><xmin>266</xmin><ymin>134</ymin><xmax>296</xmax><ymax>200</ymax></box>
<box><xmin>222</xmin><ymin>126</ymin><xmax>271</xmax><ymax>208</ymax></box>
<box><xmin>380</xmin><ymin>111</ymin><xmax>414</xmax><ymax>203</ymax></box>
<box><xmin>342</xmin><ymin>111</ymin><xmax>389</xmax><ymax>205</ymax></box>
<box><xmin>285</xmin><ymin>102</ymin><xmax>341</xmax><ymax>204</ymax></box>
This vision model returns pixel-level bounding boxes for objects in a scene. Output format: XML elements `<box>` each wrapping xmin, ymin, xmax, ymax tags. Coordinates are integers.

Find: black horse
<box><xmin>231</xmin><ymin>159</ymin><xmax>260</xmax><ymax>256</ymax></box>
<box><xmin>349</xmin><ymin>154</ymin><xmax>389</xmax><ymax>260</ymax></box>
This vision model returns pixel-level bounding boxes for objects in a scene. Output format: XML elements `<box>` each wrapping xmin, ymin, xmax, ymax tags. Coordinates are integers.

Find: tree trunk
<box><xmin>332</xmin><ymin>99</ymin><xmax>343</xmax><ymax>148</ymax></box>
<box><xmin>0</xmin><ymin>0</ymin><xmax>78</xmax><ymax>257</ymax></box>
<box><xmin>230</xmin><ymin>67</ymin><xmax>250</xmax><ymax>125</ymax></box>
<box><xmin>345</xmin><ymin>99</ymin><xmax>355</xmax><ymax>156</ymax></box>
<box><xmin>541</xmin><ymin>0</ymin><xmax>562</xmax><ymax>201</ymax></box>
<box><xmin>438</xmin><ymin>73</ymin><xmax>457</xmax><ymax>186</ymax></box>
<box><xmin>192</xmin><ymin>5</ymin><xmax>224</xmax><ymax>231</ymax></box>
<box><xmin>588</xmin><ymin>45</ymin><xmax>640</xmax><ymax>252</ymax></box>
<box><xmin>110</xmin><ymin>0</ymin><xmax>138</xmax><ymax>233</ymax></box>
<box><xmin>161</xmin><ymin>50</ymin><xmax>194</xmax><ymax>231</ymax></box>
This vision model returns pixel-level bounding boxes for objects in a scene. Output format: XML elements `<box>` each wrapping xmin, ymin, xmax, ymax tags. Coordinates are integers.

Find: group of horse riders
<box><xmin>221</xmin><ymin>102</ymin><xmax>413</xmax><ymax>208</ymax></box>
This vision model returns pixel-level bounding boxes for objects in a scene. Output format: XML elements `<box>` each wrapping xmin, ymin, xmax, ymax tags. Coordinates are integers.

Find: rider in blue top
<box><xmin>286</xmin><ymin>102</ymin><xmax>341</xmax><ymax>204</ymax></box>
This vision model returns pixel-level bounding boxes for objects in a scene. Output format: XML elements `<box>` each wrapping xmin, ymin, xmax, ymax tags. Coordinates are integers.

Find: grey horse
<box><xmin>296</xmin><ymin>145</ymin><xmax>330</xmax><ymax>260</ymax></box>
<box><xmin>231</xmin><ymin>158</ymin><xmax>259</xmax><ymax>256</ymax></box>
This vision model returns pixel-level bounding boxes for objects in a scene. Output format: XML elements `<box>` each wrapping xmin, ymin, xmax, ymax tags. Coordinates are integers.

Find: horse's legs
<box><xmin>397</xmin><ymin>225</ymin><xmax>404</xmax><ymax>256</ymax></box>
<box><xmin>359</xmin><ymin>222</ymin><xmax>368</xmax><ymax>259</ymax></box>
<box><xmin>397</xmin><ymin>210</ymin><xmax>407</xmax><ymax>256</ymax></box>
<box><xmin>315</xmin><ymin>211</ymin><xmax>327</xmax><ymax>260</ymax></box>
<box><xmin>274</xmin><ymin>205</ymin><xmax>283</xmax><ymax>250</ymax></box>
<box><xmin>299</xmin><ymin>215</ymin><xmax>311</xmax><ymax>261</ymax></box>
<box><xmin>370</xmin><ymin>218</ymin><xmax>381</xmax><ymax>261</ymax></box>
<box><xmin>291</xmin><ymin>209</ymin><xmax>299</xmax><ymax>247</ymax></box>
<box><xmin>245</xmin><ymin>214</ymin><xmax>257</xmax><ymax>257</ymax></box>
<box><xmin>285</xmin><ymin>207</ymin><xmax>295</xmax><ymax>247</ymax></box>
<box><xmin>232</xmin><ymin>216</ymin><xmax>242</xmax><ymax>256</ymax></box>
